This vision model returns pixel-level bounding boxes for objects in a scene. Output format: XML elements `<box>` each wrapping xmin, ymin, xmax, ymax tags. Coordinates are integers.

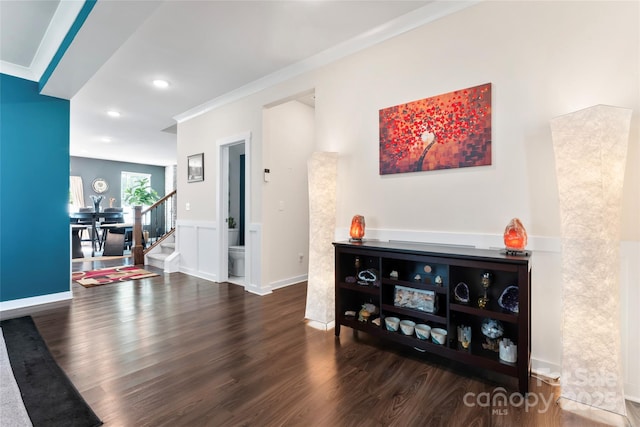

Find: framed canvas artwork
<box><xmin>188</xmin><ymin>153</ymin><xmax>204</xmax><ymax>182</ymax></box>
<box><xmin>379</xmin><ymin>83</ymin><xmax>492</xmax><ymax>175</ymax></box>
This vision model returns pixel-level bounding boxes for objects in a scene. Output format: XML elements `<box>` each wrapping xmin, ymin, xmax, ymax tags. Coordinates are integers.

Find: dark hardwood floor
<box><xmin>7</xmin><ymin>260</ymin><xmax>638</xmax><ymax>426</ymax></box>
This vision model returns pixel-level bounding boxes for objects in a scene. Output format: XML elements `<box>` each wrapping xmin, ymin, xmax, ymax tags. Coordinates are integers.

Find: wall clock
<box><xmin>92</xmin><ymin>178</ymin><xmax>109</xmax><ymax>193</ymax></box>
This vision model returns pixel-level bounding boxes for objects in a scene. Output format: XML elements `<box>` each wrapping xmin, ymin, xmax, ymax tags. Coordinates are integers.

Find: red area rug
<box><xmin>72</xmin><ymin>266</ymin><xmax>159</xmax><ymax>287</ymax></box>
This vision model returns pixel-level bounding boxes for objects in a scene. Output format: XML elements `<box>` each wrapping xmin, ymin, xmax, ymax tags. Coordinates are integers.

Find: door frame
<box><xmin>216</xmin><ymin>131</ymin><xmax>251</xmax><ymax>285</ymax></box>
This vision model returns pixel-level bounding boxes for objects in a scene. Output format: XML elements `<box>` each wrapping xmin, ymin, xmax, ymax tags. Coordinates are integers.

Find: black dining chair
<box><xmin>76</xmin><ymin>207</ymin><xmax>97</xmax><ymax>251</ymax></box>
<box><xmin>98</xmin><ymin>208</ymin><xmax>125</xmax><ymax>252</ymax></box>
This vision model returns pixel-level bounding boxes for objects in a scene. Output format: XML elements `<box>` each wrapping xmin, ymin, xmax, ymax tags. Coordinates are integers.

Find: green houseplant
<box><xmin>123</xmin><ymin>178</ymin><xmax>160</xmax><ymax>206</ymax></box>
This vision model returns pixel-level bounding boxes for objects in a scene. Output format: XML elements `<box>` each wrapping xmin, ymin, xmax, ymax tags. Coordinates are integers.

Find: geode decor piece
<box><xmin>454</xmin><ymin>282</ymin><xmax>470</xmax><ymax>303</ymax></box>
<box><xmin>481</xmin><ymin>318</ymin><xmax>504</xmax><ymax>352</ymax></box>
<box><xmin>481</xmin><ymin>318</ymin><xmax>504</xmax><ymax>339</ymax></box>
<box><xmin>498</xmin><ymin>285</ymin><xmax>519</xmax><ymax>313</ymax></box>
<box><xmin>357</xmin><ymin>269</ymin><xmax>379</xmax><ymax>286</ymax></box>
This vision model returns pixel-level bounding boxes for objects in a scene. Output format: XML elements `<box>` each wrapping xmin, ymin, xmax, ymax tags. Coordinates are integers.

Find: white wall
<box><xmin>263</xmin><ymin>100</ymin><xmax>315</xmax><ymax>288</ymax></box>
<box><xmin>177</xmin><ymin>1</ymin><xmax>639</xmax><ymax>397</ymax></box>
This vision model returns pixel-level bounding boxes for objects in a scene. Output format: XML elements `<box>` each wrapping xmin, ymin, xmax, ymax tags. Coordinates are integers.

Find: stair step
<box><xmin>147</xmin><ymin>252</ymin><xmax>169</xmax><ymax>261</ymax></box>
<box><xmin>162</xmin><ymin>242</ymin><xmax>175</xmax><ymax>250</ymax></box>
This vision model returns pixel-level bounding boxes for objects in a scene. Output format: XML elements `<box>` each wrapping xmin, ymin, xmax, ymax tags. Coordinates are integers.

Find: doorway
<box><xmin>217</xmin><ymin>132</ymin><xmax>251</xmax><ymax>286</ymax></box>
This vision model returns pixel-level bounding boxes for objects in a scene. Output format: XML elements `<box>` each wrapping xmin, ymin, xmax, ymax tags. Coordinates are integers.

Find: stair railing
<box><xmin>133</xmin><ymin>190</ymin><xmax>177</xmax><ymax>265</ymax></box>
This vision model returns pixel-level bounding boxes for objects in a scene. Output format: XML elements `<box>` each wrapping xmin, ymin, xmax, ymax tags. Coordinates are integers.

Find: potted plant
<box><xmin>123</xmin><ymin>178</ymin><xmax>160</xmax><ymax>207</ymax></box>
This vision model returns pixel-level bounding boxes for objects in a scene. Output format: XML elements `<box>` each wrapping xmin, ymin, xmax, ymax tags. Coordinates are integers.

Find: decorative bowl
<box><xmin>399</xmin><ymin>320</ymin><xmax>416</xmax><ymax>335</ymax></box>
<box><xmin>385</xmin><ymin>316</ymin><xmax>400</xmax><ymax>332</ymax></box>
<box><xmin>431</xmin><ymin>328</ymin><xmax>448</xmax><ymax>345</ymax></box>
<box><xmin>414</xmin><ymin>324</ymin><xmax>431</xmax><ymax>340</ymax></box>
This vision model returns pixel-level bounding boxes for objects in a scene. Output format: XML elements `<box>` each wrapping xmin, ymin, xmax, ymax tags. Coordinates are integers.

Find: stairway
<box><xmin>145</xmin><ymin>234</ymin><xmax>178</xmax><ymax>271</ymax></box>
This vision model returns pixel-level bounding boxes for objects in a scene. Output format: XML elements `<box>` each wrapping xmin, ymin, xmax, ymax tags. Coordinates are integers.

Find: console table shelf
<box><xmin>334</xmin><ymin>240</ymin><xmax>531</xmax><ymax>394</ymax></box>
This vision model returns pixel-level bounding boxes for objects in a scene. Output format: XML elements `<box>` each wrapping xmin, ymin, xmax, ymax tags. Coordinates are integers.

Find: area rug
<box><xmin>72</xmin><ymin>266</ymin><xmax>159</xmax><ymax>287</ymax></box>
<box><xmin>0</xmin><ymin>316</ymin><xmax>102</xmax><ymax>427</ymax></box>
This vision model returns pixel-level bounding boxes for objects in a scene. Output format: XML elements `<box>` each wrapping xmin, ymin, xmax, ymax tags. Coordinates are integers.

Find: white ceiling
<box><xmin>0</xmin><ymin>1</ymin><xmax>475</xmax><ymax>167</ymax></box>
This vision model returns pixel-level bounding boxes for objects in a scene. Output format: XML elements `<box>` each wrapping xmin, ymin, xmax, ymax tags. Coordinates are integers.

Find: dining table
<box><xmin>70</xmin><ymin>210</ymin><xmax>125</xmax><ymax>257</ymax></box>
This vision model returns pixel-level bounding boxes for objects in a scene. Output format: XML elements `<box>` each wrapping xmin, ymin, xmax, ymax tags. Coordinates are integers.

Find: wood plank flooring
<box><xmin>7</xmin><ymin>262</ymin><xmax>638</xmax><ymax>426</ymax></box>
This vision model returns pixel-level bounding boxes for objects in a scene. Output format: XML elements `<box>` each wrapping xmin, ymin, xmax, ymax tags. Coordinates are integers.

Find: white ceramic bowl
<box><xmin>385</xmin><ymin>316</ymin><xmax>400</xmax><ymax>332</ymax></box>
<box><xmin>431</xmin><ymin>328</ymin><xmax>448</xmax><ymax>345</ymax></box>
<box><xmin>414</xmin><ymin>324</ymin><xmax>431</xmax><ymax>340</ymax></box>
<box><xmin>399</xmin><ymin>320</ymin><xmax>416</xmax><ymax>336</ymax></box>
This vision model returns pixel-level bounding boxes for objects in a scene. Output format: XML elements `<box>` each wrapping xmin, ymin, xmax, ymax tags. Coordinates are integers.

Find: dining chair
<box><xmin>76</xmin><ymin>207</ymin><xmax>97</xmax><ymax>250</ymax></box>
<box><xmin>98</xmin><ymin>208</ymin><xmax>125</xmax><ymax>251</ymax></box>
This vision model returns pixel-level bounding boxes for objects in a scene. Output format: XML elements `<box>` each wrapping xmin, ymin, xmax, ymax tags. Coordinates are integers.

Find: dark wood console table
<box><xmin>334</xmin><ymin>240</ymin><xmax>532</xmax><ymax>394</ymax></box>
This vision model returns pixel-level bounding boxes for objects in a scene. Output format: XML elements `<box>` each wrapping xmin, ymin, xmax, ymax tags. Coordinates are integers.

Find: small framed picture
<box><xmin>188</xmin><ymin>153</ymin><xmax>204</xmax><ymax>182</ymax></box>
<box><xmin>394</xmin><ymin>285</ymin><xmax>436</xmax><ymax>313</ymax></box>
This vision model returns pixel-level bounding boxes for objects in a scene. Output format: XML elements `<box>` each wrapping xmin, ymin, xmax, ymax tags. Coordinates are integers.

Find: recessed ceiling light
<box><xmin>153</xmin><ymin>79</ymin><xmax>170</xmax><ymax>89</ymax></box>
<box><xmin>101</xmin><ymin>137</ymin><xmax>112</xmax><ymax>143</ymax></box>
<box><xmin>107</xmin><ymin>110</ymin><xmax>121</xmax><ymax>118</ymax></box>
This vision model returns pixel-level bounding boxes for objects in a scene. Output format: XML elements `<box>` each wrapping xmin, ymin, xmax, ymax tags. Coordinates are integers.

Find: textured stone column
<box><xmin>551</xmin><ymin>105</ymin><xmax>632</xmax><ymax>415</ymax></box>
<box><xmin>305</xmin><ymin>152</ymin><xmax>338</xmax><ymax>328</ymax></box>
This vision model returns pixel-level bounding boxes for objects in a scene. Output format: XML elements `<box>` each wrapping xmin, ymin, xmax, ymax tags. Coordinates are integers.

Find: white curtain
<box><xmin>70</xmin><ymin>176</ymin><xmax>84</xmax><ymax>209</ymax></box>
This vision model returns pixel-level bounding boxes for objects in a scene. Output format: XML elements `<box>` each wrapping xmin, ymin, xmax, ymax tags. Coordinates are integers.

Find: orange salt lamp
<box><xmin>504</xmin><ymin>218</ymin><xmax>527</xmax><ymax>251</ymax></box>
<box><xmin>349</xmin><ymin>215</ymin><xmax>365</xmax><ymax>241</ymax></box>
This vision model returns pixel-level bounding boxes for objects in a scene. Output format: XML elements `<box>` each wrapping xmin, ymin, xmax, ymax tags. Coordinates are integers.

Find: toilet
<box><xmin>229</xmin><ymin>246</ymin><xmax>245</xmax><ymax>276</ymax></box>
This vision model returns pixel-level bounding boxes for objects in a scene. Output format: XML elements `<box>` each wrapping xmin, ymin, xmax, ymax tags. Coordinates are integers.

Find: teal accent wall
<box><xmin>0</xmin><ymin>74</ymin><xmax>70</xmax><ymax>302</ymax></box>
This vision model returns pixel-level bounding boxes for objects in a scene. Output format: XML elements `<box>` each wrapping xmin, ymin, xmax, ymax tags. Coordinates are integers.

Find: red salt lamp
<box><xmin>503</xmin><ymin>218</ymin><xmax>527</xmax><ymax>251</ymax></box>
<box><xmin>349</xmin><ymin>215</ymin><xmax>365</xmax><ymax>241</ymax></box>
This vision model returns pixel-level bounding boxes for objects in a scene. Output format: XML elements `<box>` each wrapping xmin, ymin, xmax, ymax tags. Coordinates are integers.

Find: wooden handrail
<box><xmin>134</xmin><ymin>190</ymin><xmax>177</xmax><ymax>265</ymax></box>
<box><xmin>142</xmin><ymin>190</ymin><xmax>177</xmax><ymax>215</ymax></box>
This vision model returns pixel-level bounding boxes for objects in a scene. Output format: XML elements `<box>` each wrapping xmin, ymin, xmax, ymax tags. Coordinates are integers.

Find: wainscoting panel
<box><xmin>197</xmin><ymin>226</ymin><xmax>218</xmax><ymax>281</ymax></box>
<box><xmin>245</xmin><ymin>223</ymin><xmax>267</xmax><ymax>295</ymax></box>
<box><xmin>176</xmin><ymin>220</ymin><xmax>263</xmax><ymax>293</ymax></box>
<box><xmin>176</xmin><ymin>220</ymin><xmax>218</xmax><ymax>282</ymax></box>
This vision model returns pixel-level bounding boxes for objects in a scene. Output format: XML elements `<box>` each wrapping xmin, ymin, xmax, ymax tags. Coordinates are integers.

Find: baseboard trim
<box><xmin>244</xmin><ymin>283</ymin><xmax>272</xmax><ymax>296</ymax></box>
<box><xmin>0</xmin><ymin>291</ymin><xmax>73</xmax><ymax>316</ymax></box>
<box><xmin>624</xmin><ymin>384</ymin><xmax>640</xmax><ymax>404</ymax></box>
<box><xmin>179</xmin><ymin>267</ymin><xmax>217</xmax><ymax>283</ymax></box>
<box><xmin>270</xmin><ymin>275</ymin><xmax>308</xmax><ymax>291</ymax></box>
<box><xmin>306</xmin><ymin>320</ymin><xmax>336</xmax><ymax>331</ymax></box>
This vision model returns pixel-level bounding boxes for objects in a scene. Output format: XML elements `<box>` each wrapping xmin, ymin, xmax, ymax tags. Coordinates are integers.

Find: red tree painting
<box><xmin>379</xmin><ymin>83</ymin><xmax>492</xmax><ymax>175</ymax></box>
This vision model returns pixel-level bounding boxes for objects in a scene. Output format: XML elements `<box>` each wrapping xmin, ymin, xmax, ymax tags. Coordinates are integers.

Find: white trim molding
<box><xmin>0</xmin><ymin>291</ymin><xmax>72</xmax><ymax>314</ymax></box>
<box><xmin>244</xmin><ymin>223</ymin><xmax>266</xmax><ymax>295</ymax></box>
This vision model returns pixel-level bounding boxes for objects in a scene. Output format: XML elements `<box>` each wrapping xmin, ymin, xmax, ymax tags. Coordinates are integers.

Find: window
<box><xmin>121</xmin><ymin>172</ymin><xmax>152</xmax><ymax>223</ymax></box>
<box><xmin>121</xmin><ymin>172</ymin><xmax>152</xmax><ymax>206</ymax></box>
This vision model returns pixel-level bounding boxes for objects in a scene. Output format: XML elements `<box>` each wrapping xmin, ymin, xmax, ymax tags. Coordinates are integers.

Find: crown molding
<box><xmin>0</xmin><ymin>61</ymin><xmax>36</xmax><ymax>81</ymax></box>
<box><xmin>0</xmin><ymin>1</ymin><xmax>84</xmax><ymax>83</ymax></box>
<box><xmin>174</xmin><ymin>0</ymin><xmax>480</xmax><ymax>124</ymax></box>
<box><xmin>32</xmin><ymin>1</ymin><xmax>85</xmax><ymax>82</ymax></box>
